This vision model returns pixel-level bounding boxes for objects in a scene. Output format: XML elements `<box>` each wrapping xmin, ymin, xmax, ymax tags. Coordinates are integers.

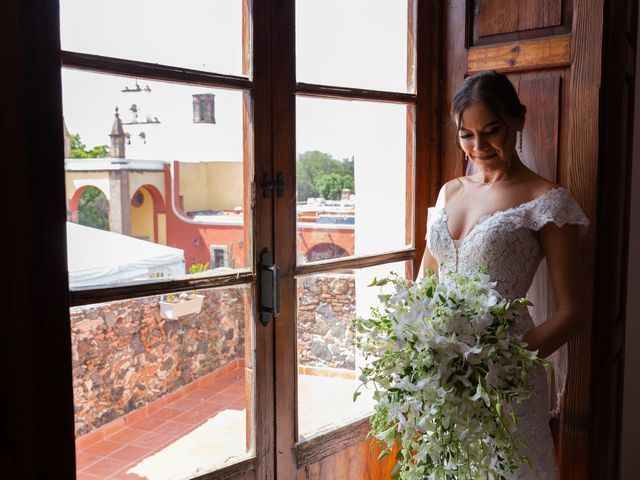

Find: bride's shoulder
<box><xmin>530</xmin><ymin>179</ymin><xmax>561</xmax><ymax>199</ymax></box>
<box><xmin>434</xmin><ymin>177</ymin><xmax>465</xmax><ymax>208</ymax></box>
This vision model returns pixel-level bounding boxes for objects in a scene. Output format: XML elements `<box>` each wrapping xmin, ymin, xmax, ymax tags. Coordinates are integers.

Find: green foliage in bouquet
<box><xmin>353</xmin><ymin>269</ymin><xmax>551</xmax><ymax>480</ymax></box>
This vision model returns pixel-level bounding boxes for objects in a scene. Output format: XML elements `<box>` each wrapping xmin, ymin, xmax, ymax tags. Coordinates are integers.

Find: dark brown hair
<box><xmin>451</xmin><ymin>70</ymin><xmax>526</xmax><ymax>136</ymax></box>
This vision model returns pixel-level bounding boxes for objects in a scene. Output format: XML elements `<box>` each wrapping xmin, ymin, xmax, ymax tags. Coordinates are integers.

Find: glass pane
<box><xmin>296</xmin><ymin>0</ymin><xmax>412</xmax><ymax>92</ymax></box>
<box><xmin>71</xmin><ymin>285</ymin><xmax>254</xmax><ymax>478</ymax></box>
<box><xmin>297</xmin><ymin>261</ymin><xmax>411</xmax><ymax>440</ymax></box>
<box><xmin>62</xmin><ymin>69</ymin><xmax>251</xmax><ymax>289</ymax></box>
<box><xmin>60</xmin><ymin>0</ymin><xmax>247</xmax><ymax>77</ymax></box>
<box><xmin>296</xmin><ymin>96</ymin><xmax>411</xmax><ymax>264</ymax></box>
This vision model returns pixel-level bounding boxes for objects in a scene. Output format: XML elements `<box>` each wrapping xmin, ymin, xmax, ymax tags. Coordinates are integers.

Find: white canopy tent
<box><xmin>66</xmin><ymin>222</ymin><xmax>185</xmax><ymax>288</ymax></box>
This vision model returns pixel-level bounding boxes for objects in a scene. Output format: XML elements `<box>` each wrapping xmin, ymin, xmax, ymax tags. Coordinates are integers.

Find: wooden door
<box><xmin>270</xmin><ymin>2</ymin><xmax>441</xmax><ymax>479</ymax></box>
<box><xmin>440</xmin><ymin>1</ymin><xmax>605</xmax><ymax>478</ymax></box>
<box><xmin>58</xmin><ymin>1</ymin><xmax>276</xmax><ymax>479</ymax></box>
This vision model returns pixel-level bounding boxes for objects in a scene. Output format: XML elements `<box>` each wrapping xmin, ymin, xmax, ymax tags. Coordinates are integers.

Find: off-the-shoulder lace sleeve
<box><xmin>524</xmin><ymin>187</ymin><xmax>590</xmax><ymax>236</ymax></box>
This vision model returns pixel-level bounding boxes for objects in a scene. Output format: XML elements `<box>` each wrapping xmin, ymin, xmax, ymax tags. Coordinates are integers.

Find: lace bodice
<box><xmin>425</xmin><ymin>186</ymin><xmax>589</xmax><ymax>478</ymax></box>
<box><xmin>427</xmin><ymin>187</ymin><xmax>589</xmax><ymax>300</ymax></box>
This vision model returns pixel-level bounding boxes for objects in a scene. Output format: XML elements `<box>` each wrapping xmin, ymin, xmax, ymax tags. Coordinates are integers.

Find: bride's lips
<box><xmin>474</xmin><ymin>153</ymin><xmax>496</xmax><ymax>160</ymax></box>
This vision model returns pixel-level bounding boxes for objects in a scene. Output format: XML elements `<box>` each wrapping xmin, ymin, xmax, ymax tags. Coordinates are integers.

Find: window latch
<box><xmin>261</xmin><ymin>171</ymin><xmax>285</xmax><ymax>198</ymax></box>
<box><xmin>259</xmin><ymin>248</ymin><xmax>280</xmax><ymax>326</ymax></box>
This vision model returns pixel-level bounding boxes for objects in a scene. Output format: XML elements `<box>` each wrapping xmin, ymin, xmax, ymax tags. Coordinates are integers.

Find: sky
<box><xmin>60</xmin><ymin>0</ymin><xmax>411</xmax><ymax>163</ymax></box>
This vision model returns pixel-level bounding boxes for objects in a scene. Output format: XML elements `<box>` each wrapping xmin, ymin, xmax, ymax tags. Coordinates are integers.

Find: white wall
<box><xmin>620</xmin><ymin>6</ymin><xmax>640</xmax><ymax>478</ymax></box>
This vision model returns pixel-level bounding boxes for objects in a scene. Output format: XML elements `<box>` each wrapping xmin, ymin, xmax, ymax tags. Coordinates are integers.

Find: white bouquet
<box><xmin>354</xmin><ymin>269</ymin><xmax>550</xmax><ymax>480</ymax></box>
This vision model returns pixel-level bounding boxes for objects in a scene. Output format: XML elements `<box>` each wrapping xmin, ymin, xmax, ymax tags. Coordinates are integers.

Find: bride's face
<box><xmin>457</xmin><ymin>101</ymin><xmax>522</xmax><ymax>168</ymax></box>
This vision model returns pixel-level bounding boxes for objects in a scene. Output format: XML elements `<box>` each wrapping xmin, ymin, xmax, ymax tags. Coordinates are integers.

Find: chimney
<box><xmin>109</xmin><ymin>107</ymin><xmax>126</xmax><ymax>158</ymax></box>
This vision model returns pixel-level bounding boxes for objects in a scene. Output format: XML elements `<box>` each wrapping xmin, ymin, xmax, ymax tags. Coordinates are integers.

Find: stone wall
<box><xmin>297</xmin><ymin>273</ymin><xmax>356</xmax><ymax>370</ymax></box>
<box><xmin>70</xmin><ymin>287</ymin><xmax>246</xmax><ymax>436</ymax></box>
<box><xmin>70</xmin><ymin>276</ymin><xmax>357</xmax><ymax>437</ymax></box>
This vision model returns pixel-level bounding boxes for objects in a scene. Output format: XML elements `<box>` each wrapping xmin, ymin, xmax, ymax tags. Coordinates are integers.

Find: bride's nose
<box><xmin>474</xmin><ymin>135</ymin><xmax>491</xmax><ymax>151</ymax></box>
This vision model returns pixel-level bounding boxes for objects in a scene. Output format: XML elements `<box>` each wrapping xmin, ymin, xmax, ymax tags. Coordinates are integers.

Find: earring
<box><xmin>518</xmin><ymin>131</ymin><xmax>523</xmax><ymax>153</ymax></box>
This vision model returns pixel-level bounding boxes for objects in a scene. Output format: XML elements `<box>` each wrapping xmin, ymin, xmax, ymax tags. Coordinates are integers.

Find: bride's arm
<box><xmin>416</xmin><ymin>184</ymin><xmax>449</xmax><ymax>281</ymax></box>
<box><xmin>522</xmin><ymin>223</ymin><xmax>587</xmax><ymax>358</ymax></box>
<box><xmin>417</xmin><ymin>244</ymin><xmax>438</xmax><ymax>280</ymax></box>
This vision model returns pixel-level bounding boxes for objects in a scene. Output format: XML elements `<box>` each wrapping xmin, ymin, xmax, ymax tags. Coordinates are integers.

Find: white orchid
<box><xmin>354</xmin><ymin>270</ymin><xmax>549</xmax><ymax>480</ymax></box>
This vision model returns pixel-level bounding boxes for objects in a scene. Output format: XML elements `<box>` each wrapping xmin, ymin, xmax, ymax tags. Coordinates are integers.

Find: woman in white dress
<box><xmin>420</xmin><ymin>71</ymin><xmax>589</xmax><ymax>478</ymax></box>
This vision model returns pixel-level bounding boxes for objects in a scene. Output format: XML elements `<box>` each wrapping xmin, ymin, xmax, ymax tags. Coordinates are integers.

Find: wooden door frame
<box><xmin>271</xmin><ymin>1</ymin><xmax>442</xmax><ymax>478</ymax></box>
<box><xmin>0</xmin><ymin>0</ymin><xmax>77</xmax><ymax>477</ymax></box>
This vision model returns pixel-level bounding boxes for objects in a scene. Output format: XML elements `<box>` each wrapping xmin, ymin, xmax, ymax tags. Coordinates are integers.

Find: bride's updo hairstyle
<box><xmin>451</xmin><ymin>70</ymin><xmax>526</xmax><ymax>145</ymax></box>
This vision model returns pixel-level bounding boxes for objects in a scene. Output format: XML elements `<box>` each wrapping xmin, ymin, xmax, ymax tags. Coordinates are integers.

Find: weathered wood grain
<box><xmin>468</xmin><ymin>34</ymin><xmax>571</xmax><ymax>74</ymax></box>
<box><xmin>251</xmin><ymin>0</ymin><xmax>276</xmax><ymax>477</ymax></box>
<box><xmin>519</xmin><ymin>0</ymin><xmax>562</xmax><ymax>31</ymax></box>
<box><xmin>476</xmin><ymin>0</ymin><xmax>519</xmax><ymax>37</ymax></box>
<box><xmin>194</xmin><ymin>459</ymin><xmax>255</xmax><ymax>480</ymax></box>
<box><xmin>518</xmin><ymin>76</ymin><xmax>561</xmax><ymax>182</ymax></box>
<box><xmin>297</xmin><ymin>438</ymin><xmax>398</xmax><ymax>480</ymax></box>
<box><xmin>295</xmin><ymin>417</ymin><xmax>371</xmax><ymax>468</ymax></box>
<box><xmin>557</xmin><ymin>0</ymin><xmax>603</xmax><ymax>476</ymax></box>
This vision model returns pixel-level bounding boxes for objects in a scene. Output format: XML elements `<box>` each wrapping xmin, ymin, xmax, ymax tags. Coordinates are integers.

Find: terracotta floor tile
<box><xmin>207</xmin><ymin>391</ymin><xmax>243</xmax><ymax>405</ymax></box>
<box><xmin>172</xmin><ymin>408</ymin><xmax>216</xmax><ymax>425</ymax></box>
<box><xmin>231</xmin><ymin>398</ymin><xmax>248</xmax><ymax>409</ymax></box>
<box><xmin>81</xmin><ymin>456</ymin><xmax>131</xmax><ymax>478</ymax></box>
<box><xmin>76</xmin><ymin>472</ymin><xmax>103</xmax><ymax>480</ymax></box>
<box><xmin>108</xmin><ymin>444</ymin><xmax>154</xmax><ymax>462</ymax></box>
<box><xmin>221</xmin><ymin>384</ymin><xmax>246</xmax><ymax>395</ymax></box>
<box><xmin>152</xmin><ymin>419</ymin><xmax>195</xmax><ymax>437</ymax></box>
<box><xmin>128</xmin><ymin>416</ymin><xmax>167</xmax><ymax>432</ymax></box>
<box><xmin>195</xmin><ymin>401</ymin><xmax>225</xmax><ymax>416</ymax></box>
<box><xmin>105</xmin><ymin>427</ymin><xmax>147</xmax><ymax>444</ymax></box>
<box><xmin>148</xmin><ymin>406</ymin><xmax>182</xmax><ymax>421</ymax></box>
<box><xmin>83</xmin><ymin>439</ymin><xmax>126</xmax><ymax>457</ymax></box>
<box><xmin>166</xmin><ymin>396</ymin><xmax>202</xmax><ymax>411</ymax></box>
<box><xmin>200</xmin><ymin>376</ymin><xmax>238</xmax><ymax>391</ymax></box>
<box><xmin>75</xmin><ymin>451</ymin><xmax>102</xmax><ymax>470</ymax></box>
<box><xmin>183</xmin><ymin>388</ymin><xmax>216</xmax><ymax>402</ymax></box>
<box><xmin>133</xmin><ymin>431</ymin><xmax>174</xmax><ymax>450</ymax></box>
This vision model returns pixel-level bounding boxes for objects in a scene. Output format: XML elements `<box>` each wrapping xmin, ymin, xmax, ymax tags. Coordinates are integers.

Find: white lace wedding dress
<box><xmin>426</xmin><ymin>186</ymin><xmax>589</xmax><ymax>479</ymax></box>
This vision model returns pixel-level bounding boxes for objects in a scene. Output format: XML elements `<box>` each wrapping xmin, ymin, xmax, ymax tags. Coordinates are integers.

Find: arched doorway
<box><xmin>131</xmin><ymin>186</ymin><xmax>155</xmax><ymax>242</ymax></box>
<box><xmin>130</xmin><ymin>185</ymin><xmax>166</xmax><ymax>244</ymax></box>
<box><xmin>75</xmin><ymin>185</ymin><xmax>110</xmax><ymax>231</ymax></box>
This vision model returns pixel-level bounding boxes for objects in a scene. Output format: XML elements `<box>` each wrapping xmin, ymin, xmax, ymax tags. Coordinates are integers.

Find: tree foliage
<box><xmin>296</xmin><ymin>150</ymin><xmax>354</xmax><ymax>201</ymax></box>
<box><xmin>78</xmin><ymin>186</ymin><xmax>110</xmax><ymax>231</ymax></box>
<box><xmin>71</xmin><ymin>133</ymin><xmax>110</xmax><ymax>158</ymax></box>
<box><xmin>316</xmin><ymin>173</ymin><xmax>354</xmax><ymax>201</ymax></box>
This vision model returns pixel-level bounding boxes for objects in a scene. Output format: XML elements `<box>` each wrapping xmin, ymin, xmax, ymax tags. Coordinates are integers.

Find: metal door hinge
<box><xmin>262</xmin><ymin>171</ymin><xmax>284</xmax><ymax>198</ymax></box>
<box><xmin>259</xmin><ymin>248</ymin><xmax>280</xmax><ymax>326</ymax></box>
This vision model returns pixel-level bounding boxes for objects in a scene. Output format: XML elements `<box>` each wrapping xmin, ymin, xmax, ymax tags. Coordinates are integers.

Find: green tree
<box><xmin>71</xmin><ymin>133</ymin><xmax>110</xmax><ymax>158</ymax></box>
<box><xmin>296</xmin><ymin>150</ymin><xmax>355</xmax><ymax>201</ymax></box>
<box><xmin>315</xmin><ymin>173</ymin><xmax>354</xmax><ymax>200</ymax></box>
<box><xmin>78</xmin><ymin>186</ymin><xmax>110</xmax><ymax>231</ymax></box>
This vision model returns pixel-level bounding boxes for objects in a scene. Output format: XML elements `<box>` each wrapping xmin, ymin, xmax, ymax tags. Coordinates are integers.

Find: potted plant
<box><xmin>159</xmin><ymin>291</ymin><xmax>205</xmax><ymax>320</ymax></box>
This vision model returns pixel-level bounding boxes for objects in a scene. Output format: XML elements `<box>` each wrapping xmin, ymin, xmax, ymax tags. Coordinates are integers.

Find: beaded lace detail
<box><xmin>425</xmin><ymin>186</ymin><xmax>589</xmax><ymax>479</ymax></box>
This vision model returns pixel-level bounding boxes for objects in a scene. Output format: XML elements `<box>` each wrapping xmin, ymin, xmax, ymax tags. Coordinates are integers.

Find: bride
<box><xmin>420</xmin><ymin>71</ymin><xmax>589</xmax><ymax>478</ymax></box>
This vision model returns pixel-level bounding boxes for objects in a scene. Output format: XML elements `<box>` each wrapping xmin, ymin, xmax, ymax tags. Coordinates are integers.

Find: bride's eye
<box><xmin>485</xmin><ymin>128</ymin><xmax>499</xmax><ymax>135</ymax></box>
<box><xmin>459</xmin><ymin>133</ymin><xmax>471</xmax><ymax>139</ymax></box>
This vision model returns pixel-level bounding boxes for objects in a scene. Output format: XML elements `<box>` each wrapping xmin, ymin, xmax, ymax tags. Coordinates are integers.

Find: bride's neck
<box><xmin>477</xmin><ymin>155</ymin><xmax>524</xmax><ymax>184</ymax></box>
